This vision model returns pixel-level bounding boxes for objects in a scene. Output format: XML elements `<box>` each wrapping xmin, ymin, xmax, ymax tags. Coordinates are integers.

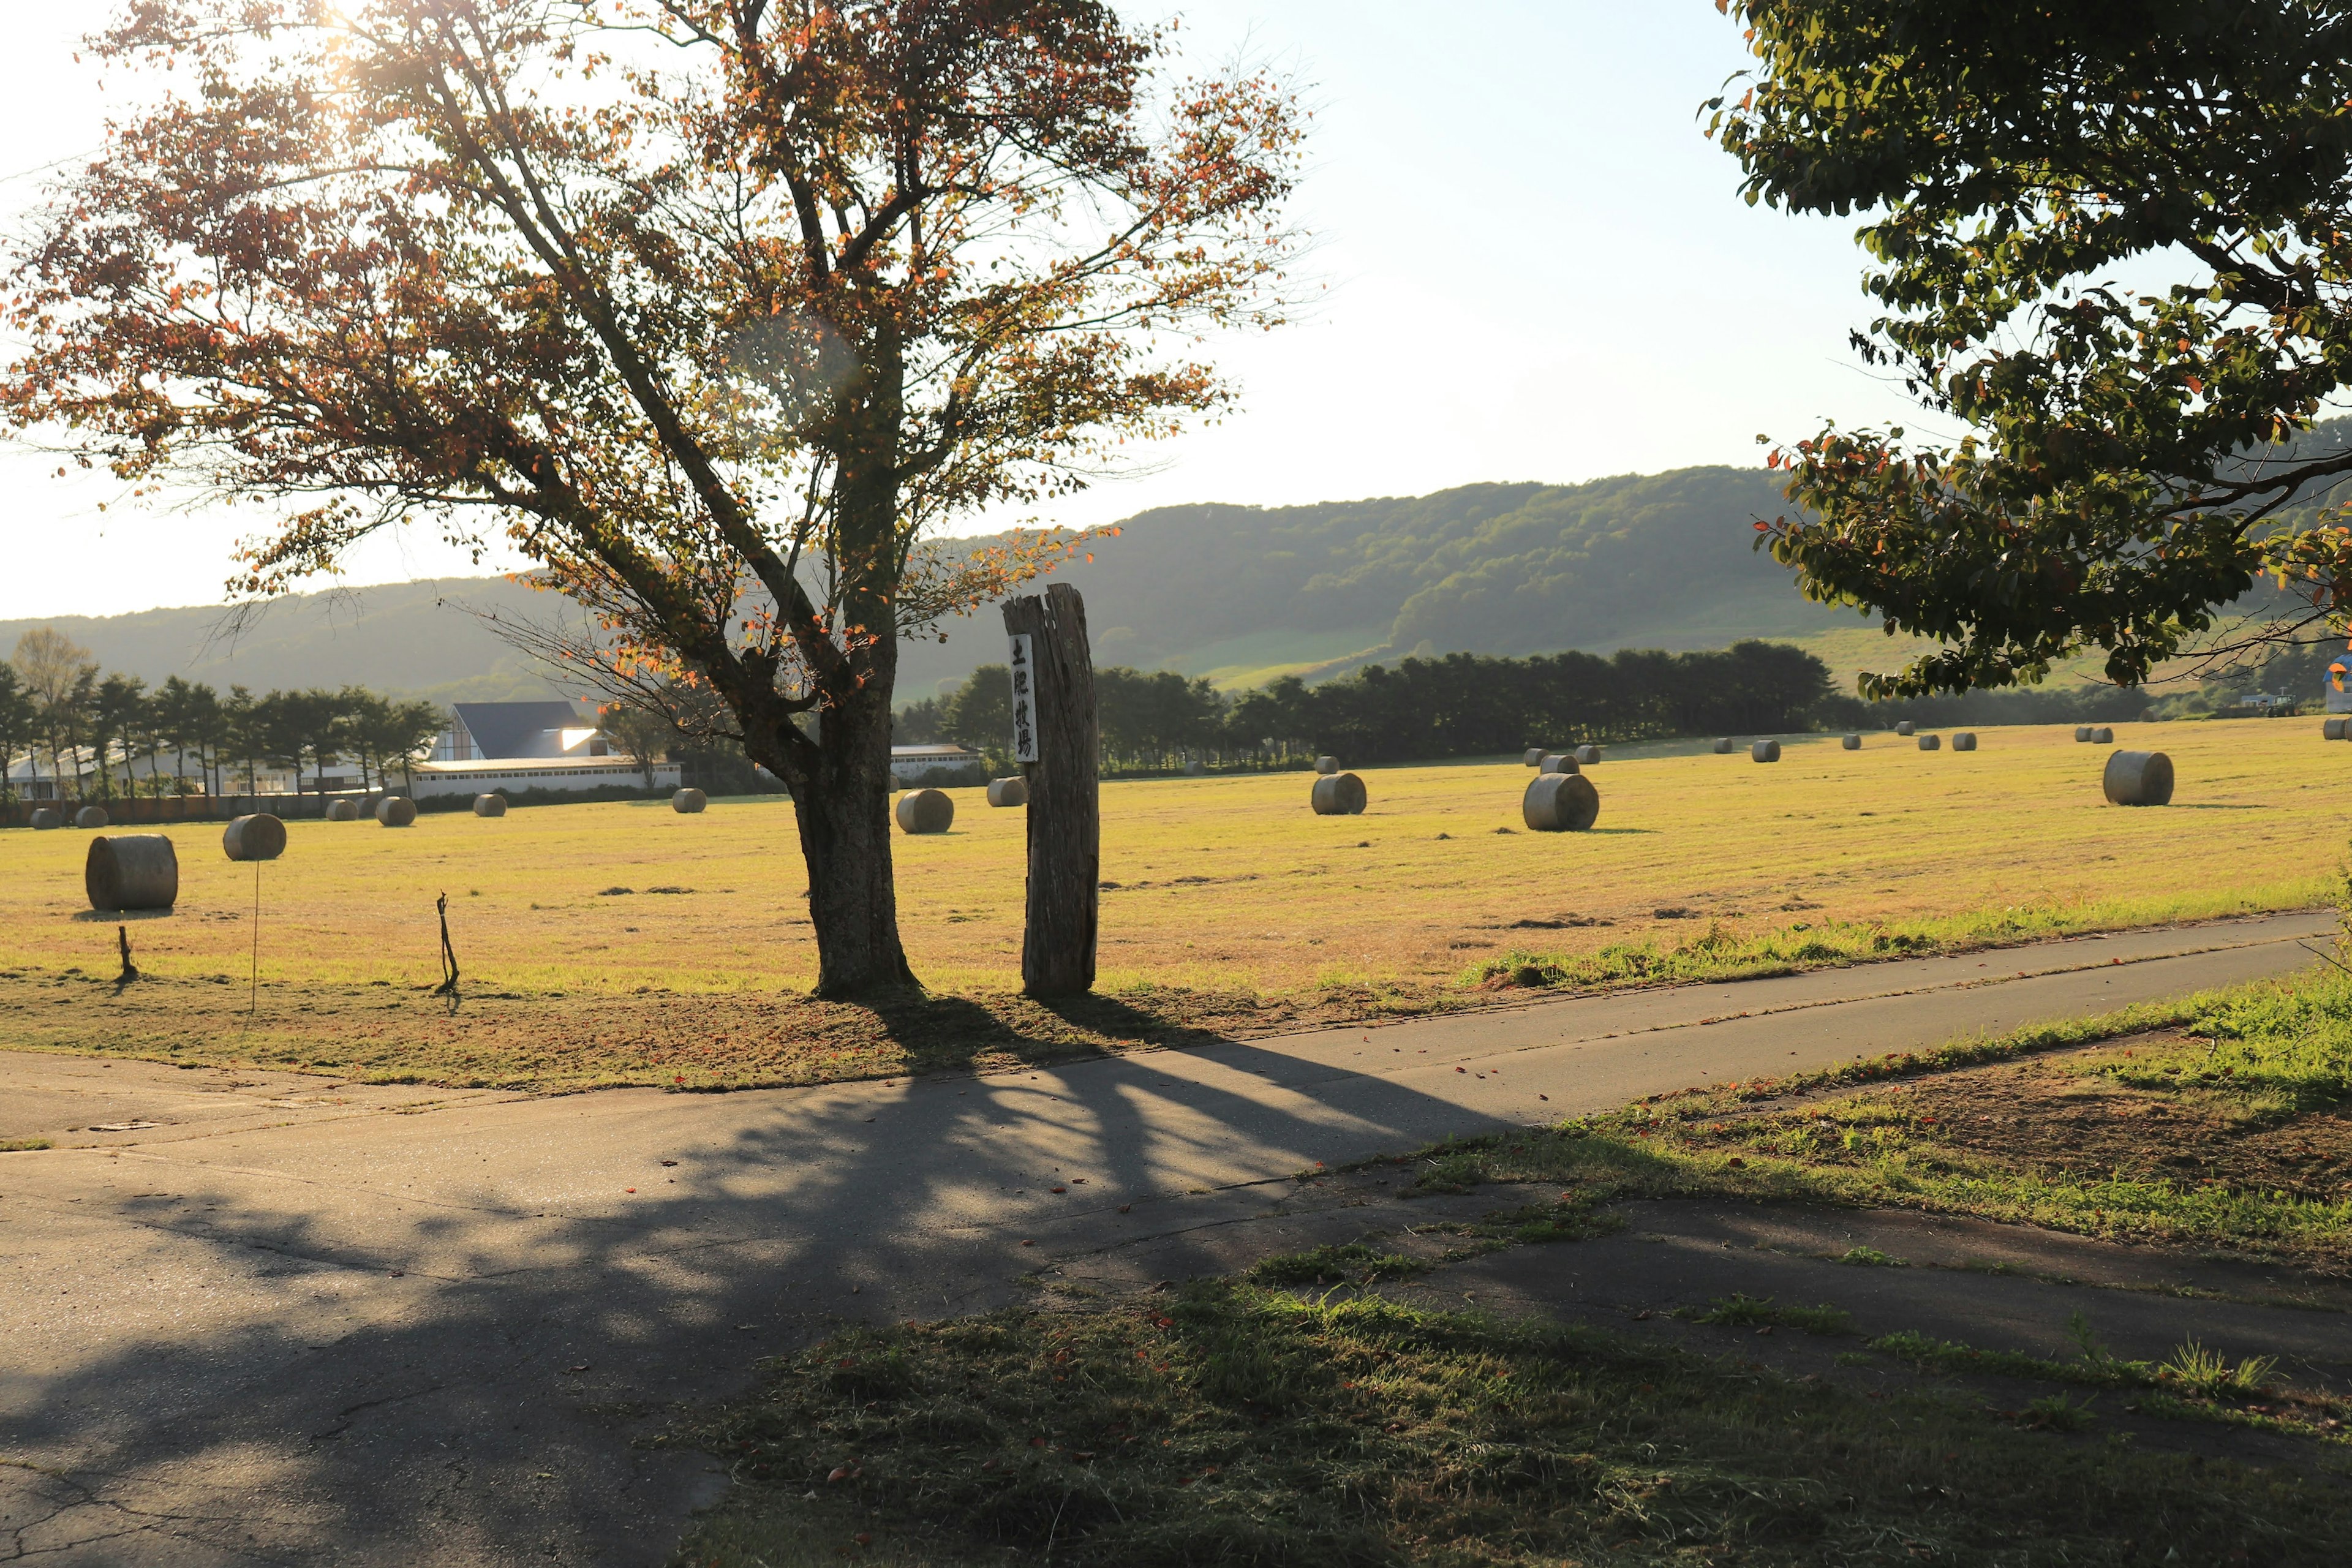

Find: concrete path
<box><xmin>0</xmin><ymin>911</ymin><xmax>2334</xmax><ymax>1566</ymax></box>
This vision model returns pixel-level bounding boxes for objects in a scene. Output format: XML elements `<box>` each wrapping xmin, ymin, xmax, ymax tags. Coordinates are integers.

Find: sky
<box><xmin>0</xmin><ymin>2</ymin><xmax>1930</xmax><ymax>622</ymax></box>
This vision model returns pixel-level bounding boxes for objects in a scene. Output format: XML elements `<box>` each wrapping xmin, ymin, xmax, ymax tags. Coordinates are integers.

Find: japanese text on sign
<box><xmin>1008</xmin><ymin>633</ymin><xmax>1038</xmax><ymax>762</ymax></box>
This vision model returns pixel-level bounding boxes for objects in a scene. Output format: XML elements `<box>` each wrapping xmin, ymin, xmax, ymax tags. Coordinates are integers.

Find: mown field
<box><xmin>0</xmin><ymin>718</ymin><xmax>2339</xmax><ymax>1087</ymax></box>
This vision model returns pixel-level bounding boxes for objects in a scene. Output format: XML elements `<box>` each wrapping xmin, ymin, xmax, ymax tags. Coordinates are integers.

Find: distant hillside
<box><xmin>0</xmin><ymin>467</ymin><xmax>1947</xmax><ymax>703</ymax></box>
<box><xmin>899</xmin><ymin>467</ymin><xmax>1863</xmax><ymax>698</ymax></box>
<box><xmin>0</xmin><ymin>577</ymin><xmax>568</xmax><ymax>705</ymax></box>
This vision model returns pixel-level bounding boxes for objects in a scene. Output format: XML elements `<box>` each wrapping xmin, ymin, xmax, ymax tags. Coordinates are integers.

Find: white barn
<box><xmin>414</xmin><ymin>701</ymin><xmax>679</xmax><ymax>797</ymax></box>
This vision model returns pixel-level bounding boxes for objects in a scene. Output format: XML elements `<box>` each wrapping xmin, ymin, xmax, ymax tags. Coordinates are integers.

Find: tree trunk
<box><xmin>790</xmin><ymin>668</ymin><xmax>917</xmax><ymax>998</ymax></box>
<box><xmin>1003</xmin><ymin>582</ymin><xmax>1098</xmax><ymax>997</ymax></box>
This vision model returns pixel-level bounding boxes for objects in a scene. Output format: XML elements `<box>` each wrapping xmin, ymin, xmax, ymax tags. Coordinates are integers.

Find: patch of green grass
<box><xmin>1461</xmin><ymin>893</ymin><xmax>2316</xmax><ymax>998</ymax></box>
<box><xmin>1248</xmin><ymin>1243</ymin><xmax>1428</xmax><ymax>1286</ymax></box>
<box><xmin>2016</xmin><ymin>1393</ymin><xmax>2099</xmax><ymax>1433</ymax></box>
<box><xmin>1835</xmin><ymin>1245</ymin><xmax>1905</xmax><ymax>1267</ymax></box>
<box><xmin>0</xmin><ymin>1137</ymin><xmax>51</xmax><ymax>1152</ymax></box>
<box><xmin>1863</xmin><ymin>1320</ymin><xmax>2346</xmax><ymax>1442</ymax></box>
<box><xmin>1370</xmin><ymin>981</ymin><xmax>2352</xmax><ymax>1270</ymax></box>
<box><xmin>1675</xmin><ymin>1294</ymin><xmax>1855</xmax><ymax>1335</ymax></box>
<box><xmin>2088</xmin><ymin>965</ymin><xmax>2352</xmax><ymax>1117</ymax></box>
<box><xmin>2158</xmin><ymin>1338</ymin><xmax>2280</xmax><ymax>1400</ymax></box>
<box><xmin>676</xmin><ymin>1281</ymin><xmax>2352</xmax><ymax>1568</ymax></box>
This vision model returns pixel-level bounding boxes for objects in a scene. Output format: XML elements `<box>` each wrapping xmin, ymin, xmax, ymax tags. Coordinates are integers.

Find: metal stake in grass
<box><xmin>434</xmin><ymin>891</ymin><xmax>461</xmax><ymax>998</ymax></box>
<box><xmin>250</xmin><ymin>861</ymin><xmax>262</xmax><ymax>1016</ymax></box>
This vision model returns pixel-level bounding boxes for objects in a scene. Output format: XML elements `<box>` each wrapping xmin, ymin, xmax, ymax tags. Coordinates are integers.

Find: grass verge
<box><xmin>669</xmin><ymin>1279</ymin><xmax>2351</xmax><ymax>1568</ymax></box>
<box><xmin>6</xmin><ymin>897</ymin><xmax>2290</xmax><ymax>1092</ymax></box>
<box><xmin>1365</xmin><ymin>971</ymin><xmax>2352</xmax><ymax>1273</ymax></box>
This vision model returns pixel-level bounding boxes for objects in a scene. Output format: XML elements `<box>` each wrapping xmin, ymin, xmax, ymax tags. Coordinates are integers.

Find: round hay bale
<box><xmin>1918</xmin><ymin>733</ymin><xmax>1942</xmax><ymax>751</ymax></box>
<box><xmin>2074</xmin><ymin>725</ymin><xmax>2095</xmax><ymax>742</ymax></box>
<box><xmin>1951</xmin><ymin>731</ymin><xmax>1978</xmax><ymax>752</ymax></box>
<box><xmin>1751</xmin><ymin>739</ymin><xmax>1782</xmax><ymax>763</ymax></box>
<box><xmin>1523</xmin><ymin>748</ymin><xmax>1547</xmax><ymax>767</ymax></box>
<box><xmin>74</xmin><ymin>805</ymin><xmax>108</xmax><ymax>829</ymax></box>
<box><xmin>2090</xmin><ymin>726</ymin><xmax>2115</xmax><ymax>744</ymax></box>
<box><xmin>324</xmin><ymin>799</ymin><xmax>358</xmax><ymax>822</ymax></box>
<box><xmin>986</xmin><ymin>775</ymin><xmax>1028</xmax><ymax>808</ymax></box>
<box><xmin>28</xmin><ymin>809</ymin><xmax>59</xmax><ymax>831</ymax></box>
<box><xmin>1895</xmin><ymin>720</ymin><xmax>1915</xmax><ymax>736</ymax></box>
<box><xmin>1539</xmin><ymin>753</ymin><xmax>1580</xmax><ymax>775</ymax></box>
<box><xmin>1310</xmin><ymin>772</ymin><xmax>1367</xmax><ymax>815</ymax></box>
<box><xmin>1841</xmin><ymin>733</ymin><xmax>1861</xmax><ymax>750</ymax></box>
<box><xmin>1573</xmin><ymin>745</ymin><xmax>1602</xmax><ymax>766</ymax></box>
<box><xmin>222</xmin><ymin>814</ymin><xmax>287</xmax><ymax>863</ymax></box>
<box><xmin>1313</xmin><ymin>755</ymin><xmax>1340</xmax><ymax>775</ymax></box>
<box><xmin>1712</xmin><ymin>737</ymin><xmax>1735</xmax><ymax>754</ymax></box>
<box><xmin>1522</xmin><ymin>771</ymin><xmax>1600</xmax><ymax>832</ymax></box>
<box><xmin>895</xmin><ymin>788</ymin><xmax>955</xmax><ymax>834</ymax></box>
<box><xmin>2326</xmin><ymin>718</ymin><xmax>2349</xmax><ymax>741</ymax></box>
<box><xmin>472</xmin><ymin>793</ymin><xmax>508</xmax><ymax>818</ymax></box>
<box><xmin>2103</xmin><ymin>749</ymin><xmax>2175</xmax><ymax>807</ymax></box>
<box><xmin>672</xmin><ymin>788</ymin><xmax>708</xmax><ymax>814</ymax></box>
<box><xmin>376</xmin><ymin>796</ymin><xmax>417</xmax><ymax>827</ymax></box>
<box><xmin>85</xmin><ymin>834</ymin><xmax>178</xmax><ymax>911</ymax></box>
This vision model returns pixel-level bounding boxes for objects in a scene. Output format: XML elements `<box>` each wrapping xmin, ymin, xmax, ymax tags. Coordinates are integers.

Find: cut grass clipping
<box><xmin>674</xmin><ymin>1280</ymin><xmax>2351</xmax><ymax>1568</ymax></box>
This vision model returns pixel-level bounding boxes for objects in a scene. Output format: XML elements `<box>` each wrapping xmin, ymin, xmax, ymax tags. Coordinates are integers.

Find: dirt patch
<box><xmin>1711</xmin><ymin>1032</ymin><xmax>2352</xmax><ymax>1212</ymax></box>
<box><xmin>1886</xmin><ymin>1044</ymin><xmax>2352</xmax><ymax>1204</ymax></box>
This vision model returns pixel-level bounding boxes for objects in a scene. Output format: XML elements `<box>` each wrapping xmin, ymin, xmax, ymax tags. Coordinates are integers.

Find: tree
<box><xmin>222</xmin><ymin>687</ymin><xmax>266</xmax><ymax>799</ymax></box>
<box><xmin>942</xmin><ymin>665</ymin><xmax>1014</xmax><ymax>761</ymax></box>
<box><xmin>1711</xmin><ymin>1</ymin><xmax>2352</xmax><ymax>696</ymax></box>
<box><xmin>13</xmin><ymin>628</ymin><xmax>95</xmax><ymax>798</ymax></box>
<box><xmin>6</xmin><ymin>2</ymin><xmax>1303</xmax><ymax>994</ymax></box>
<box><xmin>0</xmin><ymin>662</ymin><xmax>33</xmax><ymax>802</ymax></box>
<box><xmin>599</xmin><ymin>700</ymin><xmax>676</xmax><ymax>790</ymax></box>
<box><xmin>91</xmin><ymin>674</ymin><xmax>149</xmax><ymax>799</ymax></box>
<box><xmin>357</xmin><ymin>699</ymin><xmax>446</xmax><ymax>798</ymax></box>
<box><xmin>270</xmin><ymin>690</ymin><xmax>346</xmax><ymax>798</ymax></box>
<box><xmin>184</xmin><ymin>682</ymin><xmax>228</xmax><ymax>798</ymax></box>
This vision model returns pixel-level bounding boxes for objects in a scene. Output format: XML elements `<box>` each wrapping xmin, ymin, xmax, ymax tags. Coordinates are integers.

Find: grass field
<box><xmin>0</xmin><ymin>717</ymin><xmax>2334</xmax><ymax>998</ymax></box>
<box><xmin>0</xmin><ymin>717</ymin><xmax>2339</xmax><ymax>1087</ymax></box>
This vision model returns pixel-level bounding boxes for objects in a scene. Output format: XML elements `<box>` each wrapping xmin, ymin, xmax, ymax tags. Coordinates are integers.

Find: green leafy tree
<box><xmin>183</xmin><ymin>682</ymin><xmax>227</xmax><ymax>798</ymax></box>
<box><xmin>153</xmin><ymin>676</ymin><xmax>210</xmax><ymax>794</ymax></box>
<box><xmin>90</xmin><ymin>674</ymin><xmax>149</xmax><ymax>799</ymax></box>
<box><xmin>0</xmin><ymin>662</ymin><xmax>34</xmax><ymax>801</ymax></box>
<box><xmin>268</xmin><ymin>689</ymin><xmax>345</xmax><ymax>799</ymax></box>
<box><xmin>336</xmin><ymin>687</ymin><xmax>393</xmax><ymax>793</ymax></box>
<box><xmin>599</xmin><ymin>701</ymin><xmax>676</xmax><ymax>790</ymax></box>
<box><xmin>1713</xmin><ymin>1</ymin><xmax>2352</xmax><ymax>695</ymax></box>
<box><xmin>222</xmin><ymin>686</ymin><xmax>268</xmax><ymax>799</ymax></box>
<box><xmin>942</xmin><ymin>666</ymin><xmax>1015</xmax><ymax>766</ymax></box>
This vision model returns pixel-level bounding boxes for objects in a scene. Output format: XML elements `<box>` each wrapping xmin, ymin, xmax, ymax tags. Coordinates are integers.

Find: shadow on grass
<box><xmin>679</xmin><ymin>1278</ymin><xmax>2352</xmax><ymax>1568</ymax></box>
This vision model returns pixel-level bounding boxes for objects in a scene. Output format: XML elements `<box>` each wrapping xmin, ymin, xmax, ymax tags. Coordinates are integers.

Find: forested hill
<box><xmin>914</xmin><ymin>467</ymin><xmax>1845</xmax><ymax>695</ymax></box>
<box><xmin>2</xmin><ymin>467</ymin><xmax>1856</xmax><ymax>703</ymax></box>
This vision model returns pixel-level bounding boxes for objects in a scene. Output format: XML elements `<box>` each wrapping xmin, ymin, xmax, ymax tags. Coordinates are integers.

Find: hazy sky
<box><xmin>0</xmin><ymin>2</ymin><xmax>1928</xmax><ymax>621</ymax></box>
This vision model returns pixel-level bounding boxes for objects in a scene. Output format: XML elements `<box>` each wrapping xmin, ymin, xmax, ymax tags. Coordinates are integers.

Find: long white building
<box><xmin>413</xmin><ymin>701</ymin><xmax>679</xmax><ymax>797</ymax></box>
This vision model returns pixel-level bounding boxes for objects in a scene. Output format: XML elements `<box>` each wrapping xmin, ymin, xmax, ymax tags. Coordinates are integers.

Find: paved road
<box><xmin>0</xmin><ymin>911</ymin><xmax>2331</xmax><ymax>1566</ymax></box>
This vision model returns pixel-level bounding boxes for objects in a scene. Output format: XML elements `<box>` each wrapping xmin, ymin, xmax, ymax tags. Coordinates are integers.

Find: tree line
<box><xmin>0</xmin><ymin>629</ymin><xmax>445</xmax><ymax>801</ymax></box>
<box><xmin>899</xmin><ymin>640</ymin><xmax>1840</xmax><ymax>771</ymax></box>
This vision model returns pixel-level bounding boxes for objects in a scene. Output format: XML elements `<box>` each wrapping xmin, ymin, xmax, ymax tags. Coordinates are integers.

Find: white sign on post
<box><xmin>1008</xmin><ymin>633</ymin><xmax>1039</xmax><ymax>763</ymax></box>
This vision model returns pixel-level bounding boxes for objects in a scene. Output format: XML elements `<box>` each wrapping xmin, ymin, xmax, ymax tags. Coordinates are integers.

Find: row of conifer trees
<box><xmin>0</xmin><ymin>629</ymin><xmax>445</xmax><ymax>801</ymax></box>
<box><xmin>901</xmin><ymin>641</ymin><xmax>1841</xmax><ymax>772</ymax></box>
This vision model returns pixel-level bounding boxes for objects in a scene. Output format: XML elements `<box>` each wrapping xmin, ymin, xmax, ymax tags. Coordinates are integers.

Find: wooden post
<box><xmin>1002</xmin><ymin>582</ymin><xmax>1098</xmax><ymax>996</ymax></box>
